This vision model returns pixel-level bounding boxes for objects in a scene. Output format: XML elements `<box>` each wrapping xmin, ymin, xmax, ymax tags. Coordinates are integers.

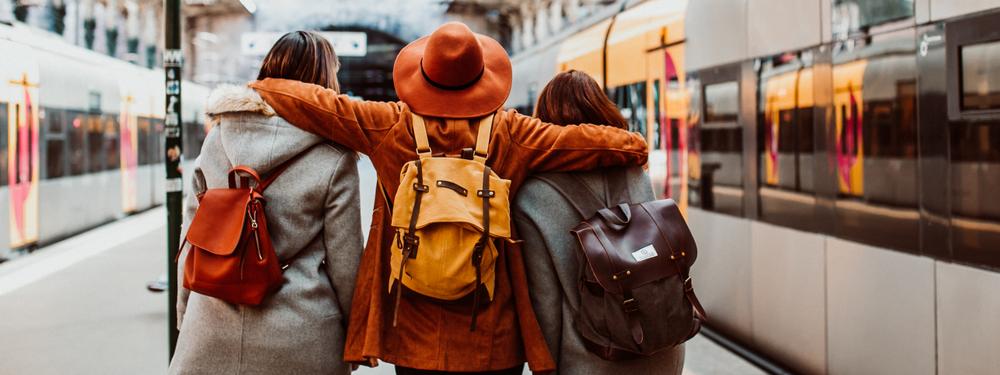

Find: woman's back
<box><xmin>171</xmin><ymin>86</ymin><xmax>363</xmax><ymax>375</ymax></box>
<box><xmin>514</xmin><ymin>167</ymin><xmax>684</xmax><ymax>374</ymax></box>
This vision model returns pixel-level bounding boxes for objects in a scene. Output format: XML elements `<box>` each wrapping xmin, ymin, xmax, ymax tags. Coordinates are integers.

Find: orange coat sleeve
<box><xmin>505</xmin><ymin>111</ymin><xmax>649</xmax><ymax>173</ymax></box>
<box><xmin>249</xmin><ymin>78</ymin><xmax>402</xmax><ymax>154</ymax></box>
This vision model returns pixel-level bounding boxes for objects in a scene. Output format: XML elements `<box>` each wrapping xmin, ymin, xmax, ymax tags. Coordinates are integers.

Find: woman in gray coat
<box><xmin>514</xmin><ymin>70</ymin><xmax>684</xmax><ymax>374</ymax></box>
<box><xmin>170</xmin><ymin>32</ymin><xmax>364</xmax><ymax>375</ymax></box>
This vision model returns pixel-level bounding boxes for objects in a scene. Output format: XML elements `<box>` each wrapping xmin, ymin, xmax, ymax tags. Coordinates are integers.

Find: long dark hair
<box><xmin>533</xmin><ymin>70</ymin><xmax>628</xmax><ymax>129</ymax></box>
<box><xmin>257</xmin><ymin>31</ymin><xmax>340</xmax><ymax>91</ymax></box>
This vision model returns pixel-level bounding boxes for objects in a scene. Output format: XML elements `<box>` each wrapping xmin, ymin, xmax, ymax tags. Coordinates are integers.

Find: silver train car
<box><xmin>0</xmin><ymin>21</ymin><xmax>208</xmax><ymax>259</ymax></box>
<box><xmin>509</xmin><ymin>0</ymin><xmax>1000</xmax><ymax>374</ymax></box>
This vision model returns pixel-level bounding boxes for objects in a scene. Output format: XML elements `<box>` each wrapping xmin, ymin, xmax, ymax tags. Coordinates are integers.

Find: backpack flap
<box><xmin>186</xmin><ymin>188</ymin><xmax>254</xmax><ymax>256</ymax></box>
<box><xmin>571</xmin><ymin>200</ymin><xmax>690</xmax><ymax>295</ymax></box>
<box><xmin>391</xmin><ymin>157</ymin><xmax>512</xmax><ymax>238</ymax></box>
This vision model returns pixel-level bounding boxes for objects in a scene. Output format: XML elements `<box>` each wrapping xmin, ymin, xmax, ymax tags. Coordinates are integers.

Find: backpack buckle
<box><xmin>402</xmin><ymin>234</ymin><xmax>419</xmax><ymax>258</ymax></box>
<box><xmin>622</xmin><ymin>298</ymin><xmax>640</xmax><ymax>313</ymax></box>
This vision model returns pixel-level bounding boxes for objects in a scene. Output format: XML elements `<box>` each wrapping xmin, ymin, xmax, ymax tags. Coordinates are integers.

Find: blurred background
<box><xmin>1</xmin><ymin>0</ymin><xmax>999</xmax><ymax>374</ymax></box>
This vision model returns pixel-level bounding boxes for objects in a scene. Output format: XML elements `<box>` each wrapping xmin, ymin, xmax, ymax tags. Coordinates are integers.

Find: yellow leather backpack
<box><xmin>389</xmin><ymin>113</ymin><xmax>512</xmax><ymax>331</ymax></box>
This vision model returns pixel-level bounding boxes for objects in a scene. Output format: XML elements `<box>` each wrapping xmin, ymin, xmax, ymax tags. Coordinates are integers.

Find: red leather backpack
<box><xmin>180</xmin><ymin>151</ymin><xmax>309</xmax><ymax>306</ymax></box>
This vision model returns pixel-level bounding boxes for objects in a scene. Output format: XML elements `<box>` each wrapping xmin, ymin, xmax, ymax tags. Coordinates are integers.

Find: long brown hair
<box><xmin>533</xmin><ymin>70</ymin><xmax>628</xmax><ymax>129</ymax></box>
<box><xmin>257</xmin><ymin>31</ymin><xmax>341</xmax><ymax>91</ymax></box>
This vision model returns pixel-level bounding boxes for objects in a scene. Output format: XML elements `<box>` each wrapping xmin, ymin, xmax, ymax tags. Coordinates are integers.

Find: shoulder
<box><xmin>205</xmin><ymin>84</ymin><xmax>276</xmax><ymax>128</ymax></box>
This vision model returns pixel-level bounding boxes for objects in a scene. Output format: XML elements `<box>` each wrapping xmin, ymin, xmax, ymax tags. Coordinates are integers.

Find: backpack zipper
<box><xmin>249</xmin><ymin>204</ymin><xmax>263</xmax><ymax>261</ymax></box>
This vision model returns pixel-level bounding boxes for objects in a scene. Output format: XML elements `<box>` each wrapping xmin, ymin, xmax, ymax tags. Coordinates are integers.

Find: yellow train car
<box><xmin>555</xmin><ymin>0</ymin><xmax>690</xmax><ymax>209</ymax></box>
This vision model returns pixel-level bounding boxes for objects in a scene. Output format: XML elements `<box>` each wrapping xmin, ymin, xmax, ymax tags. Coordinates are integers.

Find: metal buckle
<box><xmin>402</xmin><ymin>234</ymin><xmax>419</xmax><ymax>258</ymax></box>
<box><xmin>622</xmin><ymin>298</ymin><xmax>640</xmax><ymax>313</ymax></box>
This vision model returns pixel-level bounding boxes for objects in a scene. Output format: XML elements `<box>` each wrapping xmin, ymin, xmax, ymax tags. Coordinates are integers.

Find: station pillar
<box><xmin>163</xmin><ymin>0</ymin><xmax>183</xmax><ymax>361</ymax></box>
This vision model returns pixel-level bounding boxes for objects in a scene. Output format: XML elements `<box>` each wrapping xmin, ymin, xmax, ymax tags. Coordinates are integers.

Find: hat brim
<box><xmin>393</xmin><ymin>34</ymin><xmax>512</xmax><ymax>119</ymax></box>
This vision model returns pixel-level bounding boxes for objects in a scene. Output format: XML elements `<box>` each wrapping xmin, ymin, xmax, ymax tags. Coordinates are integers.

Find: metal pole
<box><xmin>163</xmin><ymin>0</ymin><xmax>183</xmax><ymax>361</ymax></box>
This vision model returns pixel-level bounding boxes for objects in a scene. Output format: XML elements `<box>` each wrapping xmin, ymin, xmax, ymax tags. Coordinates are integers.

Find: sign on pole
<box><xmin>240</xmin><ymin>31</ymin><xmax>368</xmax><ymax>57</ymax></box>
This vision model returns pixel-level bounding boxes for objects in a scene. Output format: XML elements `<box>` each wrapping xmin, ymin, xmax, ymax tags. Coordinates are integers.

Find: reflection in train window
<box><xmin>103</xmin><ymin>116</ymin><xmax>119</xmax><ymax>170</ymax></box>
<box><xmin>612</xmin><ymin>82</ymin><xmax>648</xmax><ymax>135</ymax></box>
<box><xmin>950</xmin><ymin>119</ymin><xmax>1000</xmax><ymax>267</ymax></box>
<box><xmin>831</xmin><ymin>32</ymin><xmax>920</xmax><ymax>253</ymax></box>
<box><xmin>695</xmin><ymin>79</ymin><xmax>743</xmax><ymax>217</ymax></box>
<box><xmin>67</xmin><ymin>112</ymin><xmax>87</xmax><ymax>175</ymax></box>
<box><xmin>831</xmin><ymin>0</ymin><xmax>914</xmax><ymax>38</ymax></box>
<box><xmin>757</xmin><ymin>54</ymin><xmax>817</xmax><ymax>231</ymax></box>
<box><xmin>44</xmin><ymin>108</ymin><xmax>67</xmax><ymax>179</ymax></box>
<box><xmin>961</xmin><ymin>40</ymin><xmax>1000</xmax><ymax>111</ymax></box>
<box><xmin>704</xmin><ymin>82</ymin><xmax>738</xmax><ymax>122</ymax></box>
<box><xmin>0</xmin><ymin>103</ymin><xmax>7</xmax><ymax>186</ymax></box>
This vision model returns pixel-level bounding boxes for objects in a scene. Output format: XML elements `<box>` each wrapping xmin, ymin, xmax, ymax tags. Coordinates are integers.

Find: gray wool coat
<box><xmin>514</xmin><ymin>167</ymin><xmax>684</xmax><ymax>375</ymax></box>
<box><xmin>170</xmin><ymin>86</ymin><xmax>364</xmax><ymax>375</ymax></box>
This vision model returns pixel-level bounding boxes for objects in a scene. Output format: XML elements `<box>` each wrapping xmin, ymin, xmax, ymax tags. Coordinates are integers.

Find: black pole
<box><xmin>163</xmin><ymin>0</ymin><xmax>183</xmax><ymax>361</ymax></box>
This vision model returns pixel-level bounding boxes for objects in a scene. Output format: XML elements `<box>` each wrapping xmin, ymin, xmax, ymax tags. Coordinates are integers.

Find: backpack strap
<box><xmin>411</xmin><ymin>114</ymin><xmax>433</xmax><ymax>159</ymax></box>
<box><xmin>534</xmin><ymin>174</ymin><xmax>606</xmax><ymax>219</ymax></box>
<box><xmin>470</xmin><ymin>164</ymin><xmax>493</xmax><ymax>331</ymax></box>
<box><xmin>473</xmin><ymin>114</ymin><xmax>495</xmax><ymax>164</ymax></box>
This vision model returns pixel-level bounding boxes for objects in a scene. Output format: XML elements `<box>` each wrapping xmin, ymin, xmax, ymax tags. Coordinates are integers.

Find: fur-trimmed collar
<box><xmin>205</xmin><ymin>85</ymin><xmax>276</xmax><ymax>128</ymax></box>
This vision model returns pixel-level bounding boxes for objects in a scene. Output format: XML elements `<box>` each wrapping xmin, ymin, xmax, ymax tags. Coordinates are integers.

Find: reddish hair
<box><xmin>533</xmin><ymin>70</ymin><xmax>628</xmax><ymax>129</ymax></box>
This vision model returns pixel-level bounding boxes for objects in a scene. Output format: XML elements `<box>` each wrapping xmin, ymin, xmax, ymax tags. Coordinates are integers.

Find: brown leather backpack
<box><xmin>181</xmin><ymin>151</ymin><xmax>311</xmax><ymax>306</ymax></box>
<box><xmin>536</xmin><ymin>171</ymin><xmax>707</xmax><ymax>360</ymax></box>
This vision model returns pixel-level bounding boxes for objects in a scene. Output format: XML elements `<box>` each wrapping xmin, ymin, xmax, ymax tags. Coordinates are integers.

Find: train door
<box><xmin>654</xmin><ymin>44</ymin><xmax>689</xmax><ymax>210</ymax></box>
<box><xmin>0</xmin><ymin>42</ymin><xmax>41</xmax><ymax>249</ymax></box>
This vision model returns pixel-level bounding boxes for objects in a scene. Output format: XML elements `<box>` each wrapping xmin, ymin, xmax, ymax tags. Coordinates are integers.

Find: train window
<box><xmin>87</xmin><ymin>115</ymin><xmax>104</xmax><ymax>172</ymax></box>
<box><xmin>44</xmin><ymin>108</ymin><xmax>67</xmax><ymax>179</ymax></box>
<box><xmin>612</xmin><ymin>82</ymin><xmax>648</xmax><ymax>135</ymax></box>
<box><xmin>960</xmin><ymin>40</ymin><xmax>1000</xmax><ymax>111</ymax></box>
<box><xmin>756</xmin><ymin>54</ymin><xmax>818</xmax><ymax>231</ymax></box>
<box><xmin>67</xmin><ymin>112</ymin><xmax>87</xmax><ymax>175</ymax></box>
<box><xmin>104</xmin><ymin>116</ymin><xmax>119</xmax><ymax>170</ymax></box>
<box><xmin>46</xmin><ymin>108</ymin><xmax>64</xmax><ymax>133</ymax></box>
<box><xmin>693</xmin><ymin>76</ymin><xmax>744</xmax><ymax>217</ymax></box>
<box><xmin>831</xmin><ymin>0</ymin><xmax>913</xmax><ymax>39</ymax></box>
<box><xmin>830</xmin><ymin>31</ymin><xmax>920</xmax><ymax>253</ymax></box>
<box><xmin>183</xmin><ymin>120</ymin><xmax>204</xmax><ymax>161</ymax></box>
<box><xmin>0</xmin><ymin>103</ymin><xmax>6</xmax><ymax>186</ymax></box>
<box><xmin>704</xmin><ymin>82</ymin><xmax>739</xmax><ymax>122</ymax></box>
<box><xmin>137</xmin><ymin>118</ymin><xmax>151</xmax><ymax>166</ymax></box>
<box><xmin>45</xmin><ymin>139</ymin><xmax>66</xmax><ymax>179</ymax></box>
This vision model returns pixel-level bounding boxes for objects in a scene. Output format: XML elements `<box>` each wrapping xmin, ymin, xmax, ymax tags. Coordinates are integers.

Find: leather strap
<box><xmin>228</xmin><ymin>166</ymin><xmax>261</xmax><ymax>188</ymax></box>
<box><xmin>470</xmin><ymin>165</ymin><xmax>493</xmax><ymax>331</ymax></box>
<box><xmin>638</xmin><ymin>203</ymin><xmax>708</xmax><ymax>323</ymax></box>
<box><xmin>589</xmin><ymin>222</ymin><xmax>644</xmax><ymax>345</ymax></box>
<box><xmin>227</xmin><ymin>144</ymin><xmax>321</xmax><ymax>192</ymax></box>
<box><xmin>394</xmin><ymin>158</ymin><xmax>428</xmax><ymax>327</ymax></box>
<box><xmin>473</xmin><ymin>114</ymin><xmax>494</xmax><ymax>164</ymax></box>
<box><xmin>411</xmin><ymin>114</ymin><xmax>432</xmax><ymax>159</ymax></box>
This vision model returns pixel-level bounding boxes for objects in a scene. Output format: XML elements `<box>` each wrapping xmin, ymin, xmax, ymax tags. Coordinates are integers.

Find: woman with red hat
<box><xmin>250</xmin><ymin>22</ymin><xmax>649</xmax><ymax>374</ymax></box>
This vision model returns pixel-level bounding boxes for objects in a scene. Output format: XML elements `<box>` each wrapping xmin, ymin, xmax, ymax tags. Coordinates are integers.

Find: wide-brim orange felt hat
<box><xmin>393</xmin><ymin>22</ymin><xmax>512</xmax><ymax>118</ymax></box>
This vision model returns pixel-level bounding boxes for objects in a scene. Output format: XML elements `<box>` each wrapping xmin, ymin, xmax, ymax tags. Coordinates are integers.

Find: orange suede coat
<box><xmin>249</xmin><ymin>78</ymin><xmax>649</xmax><ymax>373</ymax></box>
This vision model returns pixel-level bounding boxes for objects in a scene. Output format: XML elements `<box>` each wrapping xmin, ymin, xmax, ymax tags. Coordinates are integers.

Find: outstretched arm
<box><xmin>505</xmin><ymin>111</ymin><xmax>649</xmax><ymax>173</ymax></box>
<box><xmin>249</xmin><ymin>78</ymin><xmax>403</xmax><ymax>155</ymax></box>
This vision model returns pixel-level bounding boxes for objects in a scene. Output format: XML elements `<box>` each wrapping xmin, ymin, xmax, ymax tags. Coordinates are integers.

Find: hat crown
<box><xmin>421</xmin><ymin>22</ymin><xmax>485</xmax><ymax>88</ymax></box>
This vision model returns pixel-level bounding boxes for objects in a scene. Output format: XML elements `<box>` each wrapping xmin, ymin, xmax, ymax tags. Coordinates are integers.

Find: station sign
<box><xmin>241</xmin><ymin>32</ymin><xmax>367</xmax><ymax>57</ymax></box>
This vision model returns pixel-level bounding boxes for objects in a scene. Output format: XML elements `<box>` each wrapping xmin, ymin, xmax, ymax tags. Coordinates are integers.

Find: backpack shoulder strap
<box><xmin>411</xmin><ymin>113</ymin><xmax>432</xmax><ymax>159</ymax></box>
<box><xmin>534</xmin><ymin>174</ymin><xmax>605</xmax><ymax>219</ymax></box>
<box><xmin>258</xmin><ymin>144</ymin><xmax>322</xmax><ymax>191</ymax></box>
<box><xmin>604</xmin><ymin>168</ymin><xmax>632</xmax><ymax>205</ymax></box>
<box><xmin>472</xmin><ymin>114</ymin><xmax>495</xmax><ymax>164</ymax></box>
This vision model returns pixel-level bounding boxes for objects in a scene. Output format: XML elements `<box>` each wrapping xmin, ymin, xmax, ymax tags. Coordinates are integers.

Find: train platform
<box><xmin>0</xmin><ymin>159</ymin><xmax>765</xmax><ymax>375</ymax></box>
